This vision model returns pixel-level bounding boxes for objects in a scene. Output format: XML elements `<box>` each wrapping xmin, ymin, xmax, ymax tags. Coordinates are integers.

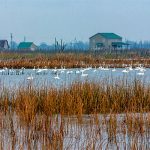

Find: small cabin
<box><xmin>0</xmin><ymin>40</ymin><xmax>9</xmax><ymax>50</ymax></box>
<box><xmin>18</xmin><ymin>42</ymin><xmax>38</xmax><ymax>51</ymax></box>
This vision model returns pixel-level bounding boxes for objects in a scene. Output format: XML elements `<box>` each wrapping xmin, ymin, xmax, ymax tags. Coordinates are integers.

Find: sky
<box><xmin>0</xmin><ymin>0</ymin><xmax>150</xmax><ymax>44</ymax></box>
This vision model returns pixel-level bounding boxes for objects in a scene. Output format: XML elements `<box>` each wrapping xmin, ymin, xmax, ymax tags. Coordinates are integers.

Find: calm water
<box><xmin>1</xmin><ymin>113</ymin><xmax>150</xmax><ymax>150</ymax></box>
<box><xmin>0</xmin><ymin>67</ymin><xmax>149</xmax><ymax>89</ymax></box>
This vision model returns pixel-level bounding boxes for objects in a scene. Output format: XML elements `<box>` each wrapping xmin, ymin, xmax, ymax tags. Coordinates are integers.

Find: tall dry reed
<box><xmin>0</xmin><ymin>52</ymin><xmax>150</xmax><ymax>68</ymax></box>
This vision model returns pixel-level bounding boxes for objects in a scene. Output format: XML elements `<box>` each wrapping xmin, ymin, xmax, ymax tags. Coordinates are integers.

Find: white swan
<box><xmin>81</xmin><ymin>70</ymin><xmax>88</xmax><ymax>77</ymax></box>
<box><xmin>112</xmin><ymin>68</ymin><xmax>116</xmax><ymax>72</ymax></box>
<box><xmin>128</xmin><ymin>65</ymin><xmax>133</xmax><ymax>71</ymax></box>
<box><xmin>36</xmin><ymin>69</ymin><xmax>43</xmax><ymax>73</ymax></box>
<box><xmin>122</xmin><ymin>68</ymin><xmax>129</xmax><ymax>73</ymax></box>
<box><xmin>36</xmin><ymin>67</ymin><xmax>48</xmax><ymax>74</ymax></box>
<box><xmin>139</xmin><ymin>67</ymin><xmax>146</xmax><ymax>72</ymax></box>
<box><xmin>42</xmin><ymin>66</ymin><xmax>48</xmax><ymax>71</ymax></box>
<box><xmin>27</xmin><ymin>74</ymin><xmax>34</xmax><ymax>80</ymax></box>
<box><xmin>33</xmin><ymin>66</ymin><xmax>36</xmax><ymax>71</ymax></box>
<box><xmin>75</xmin><ymin>70</ymin><xmax>81</xmax><ymax>74</ymax></box>
<box><xmin>54</xmin><ymin>73</ymin><xmax>60</xmax><ymax>80</ymax></box>
<box><xmin>100</xmin><ymin>66</ymin><xmax>109</xmax><ymax>71</ymax></box>
<box><xmin>137</xmin><ymin>69</ymin><xmax>145</xmax><ymax>76</ymax></box>
<box><xmin>93</xmin><ymin>66</ymin><xmax>97</xmax><ymax>72</ymax></box>
<box><xmin>52</xmin><ymin>67</ymin><xmax>58</xmax><ymax>74</ymax></box>
<box><xmin>59</xmin><ymin>66</ymin><xmax>66</xmax><ymax>73</ymax></box>
<box><xmin>137</xmin><ymin>72</ymin><xmax>144</xmax><ymax>76</ymax></box>
<box><xmin>67</xmin><ymin>70</ymin><xmax>73</xmax><ymax>74</ymax></box>
<box><xmin>0</xmin><ymin>69</ymin><xmax>5</xmax><ymax>73</ymax></box>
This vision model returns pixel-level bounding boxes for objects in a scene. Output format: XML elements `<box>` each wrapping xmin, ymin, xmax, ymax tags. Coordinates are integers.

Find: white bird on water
<box><xmin>93</xmin><ymin>66</ymin><xmax>97</xmax><ymax>72</ymax></box>
<box><xmin>27</xmin><ymin>74</ymin><xmax>34</xmax><ymax>80</ymax></box>
<box><xmin>33</xmin><ymin>66</ymin><xmax>36</xmax><ymax>71</ymax></box>
<box><xmin>54</xmin><ymin>73</ymin><xmax>60</xmax><ymax>80</ymax></box>
<box><xmin>137</xmin><ymin>72</ymin><xmax>144</xmax><ymax>76</ymax></box>
<box><xmin>128</xmin><ymin>65</ymin><xmax>133</xmax><ymax>71</ymax></box>
<box><xmin>59</xmin><ymin>66</ymin><xmax>66</xmax><ymax>73</ymax></box>
<box><xmin>112</xmin><ymin>68</ymin><xmax>116</xmax><ymax>72</ymax></box>
<box><xmin>139</xmin><ymin>67</ymin><xmax>146</xmax><ymax>72</ymax></box>
<box><xmin>81</xmin><ymin>70</ymin><xmax>88</xmax><ymax>77</ymax></box>
<box><xmin>0</xmin><ymin>68</ymin><xmax>5</xmax><ymax>73</ymax></box>
<box><xmin>137</xmin><ymin>69</ymin><xmax>145</xmax><ymax>76</ymax></box>
<box><xmin>75</xmin><ymin>70</ymin><xmax>81</xmax><ymax>74</ymax></box>
<box><xmin>122</xmin><ymin>68</ymin><xmax>129</xmax><ymax>73</ymax></box>
<box><xmin>67</xmin><ymin>70</ymin><xmax>73</xmax><ymax>74</ymax></box>
<box><xmin>52</xmin><ymin>67</ymin><xmax>58</xmax><ymax>74</ymax></box>
<box><xmin>99</xmin><ymin>66</ymin><xmax>109</xmax><ymax>71</ymax></box>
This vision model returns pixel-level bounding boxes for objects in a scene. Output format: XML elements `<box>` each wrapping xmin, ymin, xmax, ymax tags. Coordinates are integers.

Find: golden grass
<box><xmin>1</xmin><ymin>79</ymin><xmax>150</xmax><ymax>117</ymax></box>
<box><xmin>0</xmin><ymin>52</ymin><xmax>150</xmax><ymax>68</ymax></box>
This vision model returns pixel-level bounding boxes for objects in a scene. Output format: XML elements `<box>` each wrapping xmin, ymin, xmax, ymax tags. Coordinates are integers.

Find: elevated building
<box><xmin>89</xmin><ymin>33</ymin><xmax>127</xmax><ymax>50</ymax></box>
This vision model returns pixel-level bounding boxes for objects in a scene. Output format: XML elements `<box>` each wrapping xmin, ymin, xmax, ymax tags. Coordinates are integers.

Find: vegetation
<box><xmin>0</xmin><ymin>79</ymin><xmax>150</xmax><ymax>149</ymax></box>
<box><xmin>1</xmin><ymin>79</ymin><xmax>150</xmax><ymax>115</ymax></box>
<box><xmin>0</xmin><ymin>51</ymin><xmax>150</xmax><ymax>68</ymax></box>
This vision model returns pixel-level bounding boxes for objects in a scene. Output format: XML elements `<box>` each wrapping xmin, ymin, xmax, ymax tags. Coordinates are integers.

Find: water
<box><xmin>0</xmin><ymin>67</ymin><xmax>150</xmax><ymax>89</ymax></box>
<box><xmin>1</xmin><ymin>113</ymin><xmax>150</xmax><ymax>150</ymax></box>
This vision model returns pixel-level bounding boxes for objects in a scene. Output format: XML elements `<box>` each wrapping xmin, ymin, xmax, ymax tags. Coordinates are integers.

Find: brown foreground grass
<box><xmin>1</xmin><ymin>79</ymin><xmax>150</xmax><ymax>116</ymax></box>
<box><xmin>0</xmin><ymin>79</ymin><xmax>150</xmax><ymax>149</ymax></box>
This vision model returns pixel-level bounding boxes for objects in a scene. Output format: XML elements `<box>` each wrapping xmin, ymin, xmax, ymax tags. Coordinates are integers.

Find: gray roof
<box><xmin>0</xmin><ymin>40</ymin><xmax>9</xmax><ymax>49</ymax></box>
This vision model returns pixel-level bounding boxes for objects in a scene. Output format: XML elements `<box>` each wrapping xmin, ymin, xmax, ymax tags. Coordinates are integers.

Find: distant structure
<box><xmin>89</xmin><ymin>33</ymin><xmax>128</xmax><ymax>50</ymax></box>
<box><xmin>0</xmin><ymin>40</ymin><xmax>9</xmax><ymax>50</ymax></box>
<box><xmin>18</xmin><ymin>42</ymin><xmax>38</xmax><ymax>51</ymax></box>
<box><xmin>10</xmin><ymin>33</ymin><xmax>13</xmax><ymax>50</ymax></box>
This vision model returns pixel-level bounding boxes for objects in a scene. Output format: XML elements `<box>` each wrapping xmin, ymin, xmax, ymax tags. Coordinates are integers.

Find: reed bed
<box><xmin>0</xmin><ymin>79</ymin><xmax>150</xmax><ymax>149</ymax></box>
<box><xmin>1</xmin><ymin>79</ymin><xmax>150</xmax><ymax>115</ymax></box>
<box><xmin>0</xmin><ymin>52</ymin><xmax>150</xmax><ymax>68</ymax></box>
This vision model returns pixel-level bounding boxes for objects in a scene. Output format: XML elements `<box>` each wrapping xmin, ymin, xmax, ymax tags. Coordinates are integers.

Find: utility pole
<box><xmin>24</xmin><ymin>36</ymin><xmax>26</xmax><ymax>42</ymax></box>
<box><xmin>10</xmin><ymin>33</ymin><xmax>13</xmax><ymax>50</ymax></box>
<box><xmin>61</xmin><ymin>39</ymin><xmax>63</xmax><ymax>51</ymax></box>
<box><xmin>74</xmin><ymin>37</ymin><xmax>77</xmax><ymax>51</ymax></box>
<box><xmin>55</xmin><ymin>38</ymin><xmax>57</xmax><ymax>51</ymax></box>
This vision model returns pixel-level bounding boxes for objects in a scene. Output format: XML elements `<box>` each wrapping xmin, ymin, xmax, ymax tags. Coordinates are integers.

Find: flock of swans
<box><xmin>0</xmin><ymin>64</ymin><xmax>148</xmax><ymax>81</ymax></box>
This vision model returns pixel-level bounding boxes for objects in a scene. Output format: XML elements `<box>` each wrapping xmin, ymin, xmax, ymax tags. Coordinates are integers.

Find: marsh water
<box><xmin>1</xmin><ymin>113</ymin><xmax>150</xmax><ymax>150</ymax></box>
<box><xmin>1</xmin><ymin>67</ymin><xmax>150</xmax><ymax>149</ymax></box>
<box><xmin>0</xmin><ymin>67</ymin><xmax>150</xmax><ymax>89</ymax></box>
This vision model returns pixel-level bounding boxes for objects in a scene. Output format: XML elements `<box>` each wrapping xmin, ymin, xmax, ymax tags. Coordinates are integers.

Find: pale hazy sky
<box><xmin>0</xmin><ymin>0</ymin><xmax>150</xmax><ymax>44</ymax></box>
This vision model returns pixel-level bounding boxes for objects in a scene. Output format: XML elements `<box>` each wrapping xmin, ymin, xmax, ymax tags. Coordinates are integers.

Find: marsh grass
<box><xmin>1</xmin><ymin>79</ymin><xmax>147</xmax><ymax>116</ymax></box>
<box><xmin>0</xmin><ymin>52</ymin><xmax>150</xmax><ymax>68</ymax></box>
<box><xmin>0</xmin><ymin>79</ymin><xmax>150</xmax><ymax>149</ymax></box>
